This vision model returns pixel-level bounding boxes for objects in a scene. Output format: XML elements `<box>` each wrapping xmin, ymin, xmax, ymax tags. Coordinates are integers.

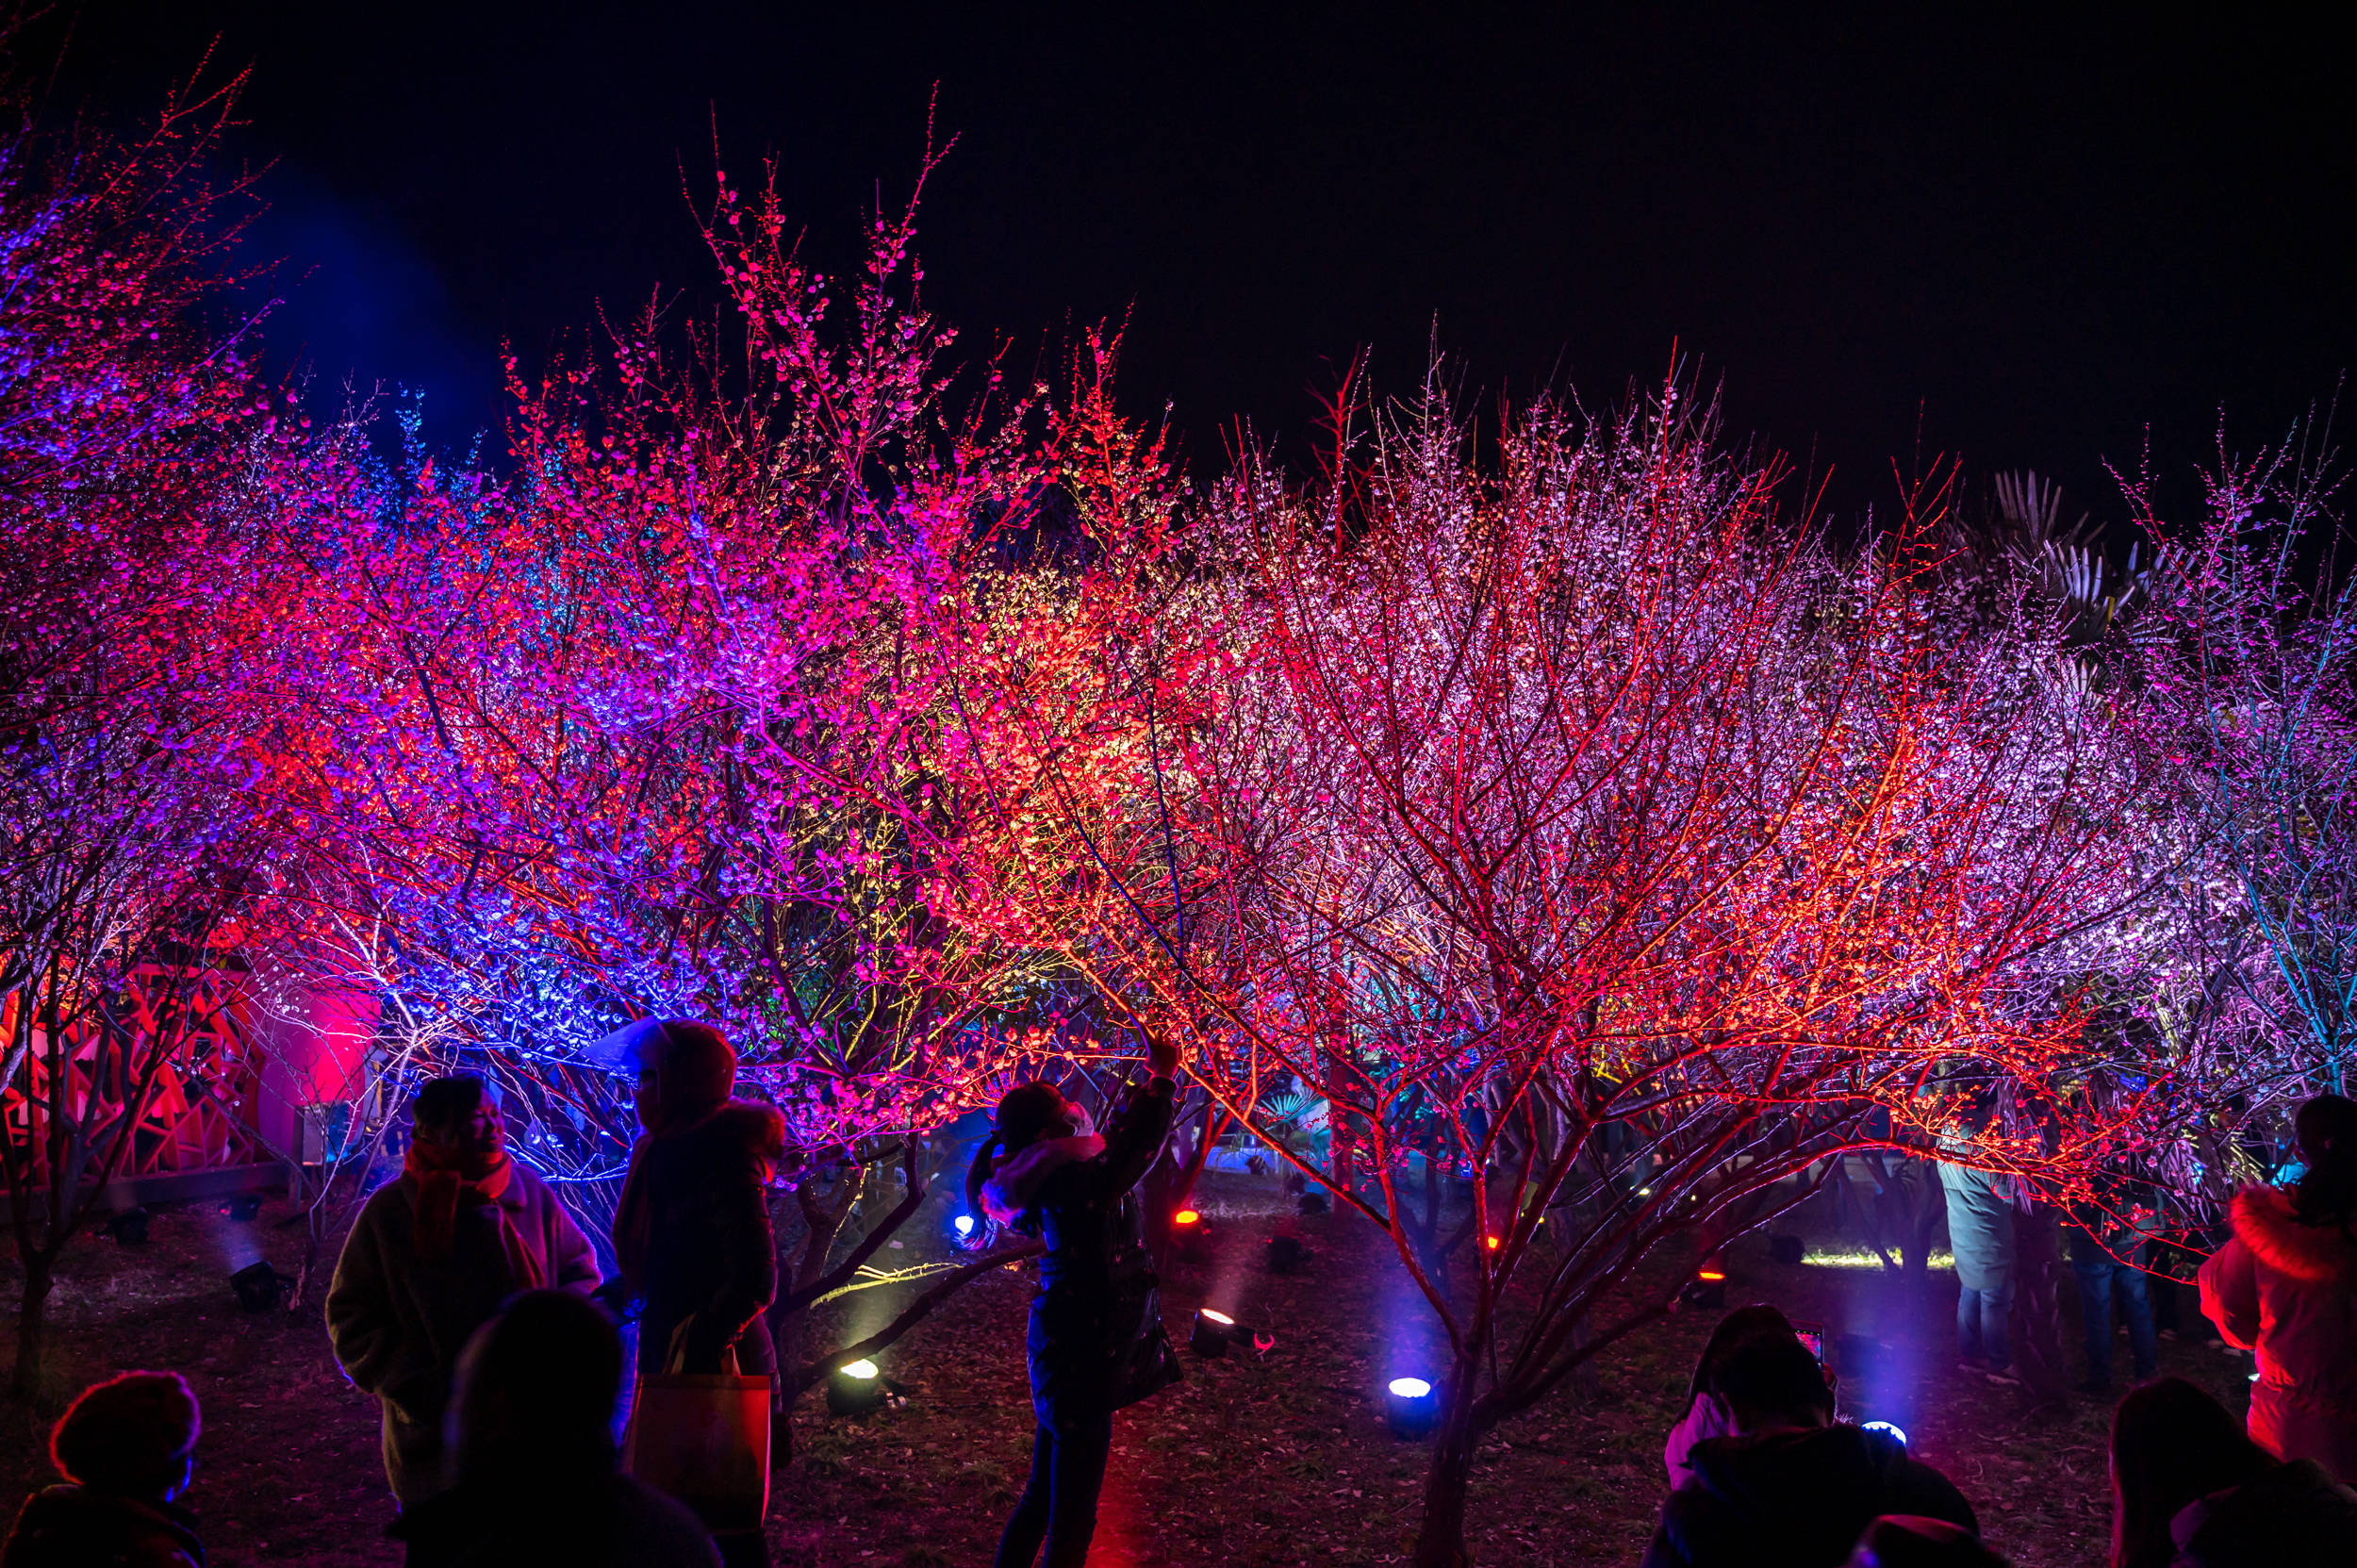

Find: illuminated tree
<box><xmin>261</xmin><ymin>150</ymin><xmax>1187</xmax><ymax>1414</ymax></box>
<box><xmin>1041</xmin><ymin>377</ymin><xmax>2162</xmax><ymax>1565</ymax></box>
<box><xmin>2117</xmin><ymin>432</ymin><xmax>2357</xmax><ymax>1166</ymax></box>
<box><xmin>0</xmin><ymin>51</ymin><xmax>305</xmax><ymax>1394</ymax></box>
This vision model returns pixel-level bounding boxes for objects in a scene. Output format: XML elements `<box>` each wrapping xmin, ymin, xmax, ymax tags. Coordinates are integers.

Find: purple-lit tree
<box><xmin>0</xmin><ymin>52</ymin><xmax>310</xmax><ymax>1394</ymax></box>
<box><xmin>263</xmin><ymin>152</ymin><xmax>1192</xmax><ymax>1414</ymax></box>
<box><xmin>2119</xmin><ymin>432</ymin><xmax>2357</xmax><ymax>1165</ymax></box>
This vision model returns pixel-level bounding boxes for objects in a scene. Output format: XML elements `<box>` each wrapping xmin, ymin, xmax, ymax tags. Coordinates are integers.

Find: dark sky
<box><xmin>33</xmin><ymin>3</ymin><xmax>2357</xmax><ymax>528</ymax></box>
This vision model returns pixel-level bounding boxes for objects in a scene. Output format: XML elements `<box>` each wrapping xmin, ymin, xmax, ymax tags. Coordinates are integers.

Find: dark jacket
<box><xmin>1</xmin><ymin>1486</ymin><xmax>203</xmax><ymax>1568</ymax></box>
<box><xmin>2169</xmin><ymin>1455</ymin><xmax>2357</xmax><ymax>1565</ymax></box>
<box><xmin>625</xmin><ymin>1100</ymin><xmax>785</xmax><ymax>1378</ymax></box>
<box><xmin>387</xmin><ymin>1471</ymin><xmax>720</xmax><ymax>1568</ymax></box>
<box><xmin>1641</xmin><ymin>1424</ymin><xmax>1978</xmax><ymax>1568</ymax></box>
<box><xmin>981</xmin><ymin>1075</ymin><xmax>1176</xmax><ymax>1431</ymax></box>
<box><xmin>325</xmin><ymin>1164</ymin><xmax>602</xmax><ymax>1502</ymax></box>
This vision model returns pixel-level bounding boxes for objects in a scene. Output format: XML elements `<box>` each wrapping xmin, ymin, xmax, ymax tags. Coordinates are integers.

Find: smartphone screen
<box><xmin>1792</xmin><ymin>1320</ymin><xmax>1825</xmax><ymax>1362</ymax></box>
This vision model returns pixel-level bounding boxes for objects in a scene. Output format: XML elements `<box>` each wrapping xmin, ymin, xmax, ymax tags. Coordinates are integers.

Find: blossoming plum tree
<box><xmin>1030</xmin><ymin>377</ymin><xmax>2165</xmax><ymax>1565</ymax></box>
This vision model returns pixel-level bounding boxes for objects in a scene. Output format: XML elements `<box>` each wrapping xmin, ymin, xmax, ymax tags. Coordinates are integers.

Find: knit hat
<box><xmin>51</xmin><ymin>1371</ymin><xmax>201</xmax><ymax>1495</ymax></box>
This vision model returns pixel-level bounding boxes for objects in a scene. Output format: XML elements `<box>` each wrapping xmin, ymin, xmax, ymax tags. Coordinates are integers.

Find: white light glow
<box><xmin>841</xmin><ymin>1359</ymin><xmax>879</xmax><ymax>1379</ymax></box>
<box><xmin>953</xmin><ymin>1214</ymin><xmax>975</xmax><ymax>1236</ymax></box>
<box><xmin>1861</xmin><ymin>1420</ymin><xmax>1907</xmax><ymax>1445</ymax></box>
<box><xmin>1388</xmin><ymin>1378</ymin><xmax>1433</xmax><ymax>1398</ymax></box>
<box><xmin>1201</xmin><ymin>1308</ymin><xmax>1235</xmax><ymax>1326</ymax></box>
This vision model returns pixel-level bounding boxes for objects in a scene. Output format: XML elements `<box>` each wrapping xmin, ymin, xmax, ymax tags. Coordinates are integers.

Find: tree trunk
<box><xmin>1411</xmin><ymin>1388</ymin><xmax>1479</xmax><ymax>1568</ymax></box>
<box><xmin>13</xmin><ymin>1255</ymin><xmax>54</xmax><ymax>1399</ymax></box>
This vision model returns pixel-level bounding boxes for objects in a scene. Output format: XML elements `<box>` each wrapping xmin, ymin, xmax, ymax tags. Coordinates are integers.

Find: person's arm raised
<box><xmin>1096</xmin><ymin>1034</ymin><xmax>1181</xmax><ymax>1197</ymax></box>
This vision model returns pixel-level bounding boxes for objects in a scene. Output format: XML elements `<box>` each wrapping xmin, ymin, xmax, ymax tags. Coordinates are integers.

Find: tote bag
<box><xmin>625</xmin><ymin>1319</ymin><xmax>772</xmax><ymax>1532</ymax></box>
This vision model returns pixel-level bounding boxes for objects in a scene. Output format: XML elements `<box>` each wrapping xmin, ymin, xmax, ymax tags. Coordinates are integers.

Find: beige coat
<box><xmin>325</xmin><ymin>1165</ymin><xmax>601</xmax><ymax>1503</ymax></box>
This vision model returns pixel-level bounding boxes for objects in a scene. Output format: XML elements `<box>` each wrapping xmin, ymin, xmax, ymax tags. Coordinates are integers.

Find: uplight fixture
<box><xmin>953</xmin><ymin>1214</ymin><xmax>975</xmax><ymax>1239</ymax></box>
<box><xmin>1860</xmin><ymin>1419</ymin><xmax>1908</xmax><ymax>1446</ymax></box>
<box><xmin>827</xmin><ymin>1357</ymin><xmax>887</xmax><ymax>1416</ymax></box>
<box><xmin>106</xmin><ymin>1206</ymin><xmax>151</xmax><ymax>1246</ymax></box>
<box><xmin>230</xmin><ymin>1261</ymin><xmax>281</xmax><ymax>1312</ymax></box>
<box><xmin>1385</xmin><ymin>1377</ymin><xmax>1440</xmax><ymax>1438</ymax></box>
<box><xmin>1190</xmin><ymin>1308</ymin><xmax>1238</xmax><ymax>1357</ymax></box>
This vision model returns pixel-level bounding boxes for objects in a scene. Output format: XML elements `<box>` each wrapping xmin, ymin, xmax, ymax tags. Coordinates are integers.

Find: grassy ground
<box><xmin>0</xmin><ymin>1171</ymin><xmax>2252</xmax><ymax>1566</ymax></box>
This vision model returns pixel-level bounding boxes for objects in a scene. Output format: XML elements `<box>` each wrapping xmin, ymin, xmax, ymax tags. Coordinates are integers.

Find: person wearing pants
<box><xmin>1937</xmin><ymin>1160</ymin><xmax>2019</xmax><ymax>1385</ymax></box>
<box><xmin>968</xmin><ymin>1035</ymin><xmax>1181</xmax><ymax>1568</ymax></box>
<box><xmin>2070</xmin><ymin>1228</ymin><xmax>2159</xmax><ymax>1394</ymax></box>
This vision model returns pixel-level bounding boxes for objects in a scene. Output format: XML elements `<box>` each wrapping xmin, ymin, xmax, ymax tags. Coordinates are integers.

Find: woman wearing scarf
<box><xmin>609</xmin><ymin>1021</ymin><xmax>783</xmax><ymax>1568</ymax></box>
<box><xmin>327</xmin><ymin>1074</ymin><xmax>602</xmax><ymax>1508</ymax></box>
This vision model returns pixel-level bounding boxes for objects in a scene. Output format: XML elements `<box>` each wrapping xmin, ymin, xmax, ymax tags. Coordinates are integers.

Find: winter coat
<box><xmin>2167</xmin><ymin>1456</ymin><xmax>2357</xmax><ymax>1566</ymax></box>
<box><xmin>2198</xmin><ymin>1184</ymin><xmax>2357</xmax><ymax>1480</ymax></box>
<box><xmin>325</xmin><ymin>1164</ymin><xmax>602</xmax><ymax>1504</ymax></box>
<box><xmin>1937</xmin><ymin>1163</ymin><xmax>2013</xmax><ymax>1292</ymax></box>
<box><xmin>387</xmin><ymin>1469</ymin><xmax>720</xmax><ymax>1568</ymax></box>
<box><xmin>1</xmin><ymin>1486</ymin><xmax>203</xmax><ymax>1568</ymax></box>
<box><xmin>981</xmin><ymin>1074</ymin><xmax>1177</xmax><ymax>1432</ymax></box>
<box><xmin>1640</xmin><ymin>1424</ymin><xmax>1978</xmax><ymax>1568</ymax></box>
<box><xmin>621</xmin><ymin>1100</ymin><xmax>785</xmax><ymax>1379</ymax></box>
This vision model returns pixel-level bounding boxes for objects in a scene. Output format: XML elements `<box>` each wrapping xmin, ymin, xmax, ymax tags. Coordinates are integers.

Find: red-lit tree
<box><xmin>1026</xmin><ymin>377</ymin><xmax>2163</xmax><ymax>1564</ymax></box>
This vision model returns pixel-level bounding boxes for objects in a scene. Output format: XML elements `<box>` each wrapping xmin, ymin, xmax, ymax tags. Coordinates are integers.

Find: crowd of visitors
<box><xmin>6</xmin><ymin>1048</ymin><xmax>2354</xmax><ymax>1567</ymax></box>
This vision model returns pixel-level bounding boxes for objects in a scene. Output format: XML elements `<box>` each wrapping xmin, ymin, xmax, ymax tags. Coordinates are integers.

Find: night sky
<box><xmin>35</xmin><ymin>4</ymin><xmax>2357</xmax><ymax>529</ymax></box>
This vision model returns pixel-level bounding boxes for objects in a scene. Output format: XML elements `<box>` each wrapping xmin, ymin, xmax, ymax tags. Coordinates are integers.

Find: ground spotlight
<box><xmin>1859</xmin><ymin>1419</ymin><xmax>1908</xmax><ymax>1447</ymax></box>
<box><xmin>230</xmin><ymin>1261</ymin><xmax>282</xmax><ymax>1312</ymax></box>
<box><xmin>1385</xmin><ymin>1377</ymin><xmax>1440</xmax><ymax>1438</ymax></box>
<box><xmin>827</xmin><ymin>1358</ymin><xmax>888</xmax><ymax>1416</ymax></box>
<box><xmin>106</xmin><ymin>1207</ymin><xmax>151</xmax><ymax>1246</ymax></box>
<box><xmin>1266</xmin><ymin>1234</ymin><xmax>1309</xmax><ymax>1274</ymax></box>
<box><xmin>1681</xmin><ymin>1256</ymin><xmax>1727</xmax><ymax>1309</ymax></box>
<box><xmin>1172</xmin><ymin>1207</ymin><xmax>1214</xmax><ymax>1262</ymax></box>
<box><xmin>953</xmin><ymin>1213</ymin><xmax>975</xmax><ymax>1240</ymax></box>
<box><xmin>1190</xmin><ymin>1308</ymin><xmax>1238</xmax><ymax>1357</ymax></box>
<box><xmin>224</xmin><ymin>1194</ymin><xmax>263</xmax><ymax>1222</ymax></box>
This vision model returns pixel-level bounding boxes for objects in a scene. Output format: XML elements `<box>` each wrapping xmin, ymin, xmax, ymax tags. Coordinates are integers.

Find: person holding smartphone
<box><xmin>967</xmin><ymin>1034</ymin><xmax>1182</xmax><ymax>1568</ymax></box>
<box><xmin>1645</xmin><ymin>1312</ymin><xmax>1980</xmax><ymax>1568</ymax></box>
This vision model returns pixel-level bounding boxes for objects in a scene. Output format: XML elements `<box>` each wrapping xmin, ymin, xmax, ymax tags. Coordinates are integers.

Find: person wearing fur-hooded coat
<box><xmin>611</xmin><ymin>1022</ymin><xmax>785</xmax><ymax>1382</ymax></box>
<box><xmin>2198</xmin><ymin>1095</ymin><xmax>2357</xmax><ymax>1482</ymax></box>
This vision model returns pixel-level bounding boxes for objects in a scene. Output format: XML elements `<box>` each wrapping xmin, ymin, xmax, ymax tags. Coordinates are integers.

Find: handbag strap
<box><xmin>662</xmin><ymin>1314</ymin><xmax>742</xmax><ymax>1377</ymax></box>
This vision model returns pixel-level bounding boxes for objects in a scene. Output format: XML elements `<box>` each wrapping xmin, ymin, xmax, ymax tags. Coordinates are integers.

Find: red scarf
<box><xmin>405</xmin><ymin>1144</ymin><xmax>542</xmax><ymax>1290</ymax></box>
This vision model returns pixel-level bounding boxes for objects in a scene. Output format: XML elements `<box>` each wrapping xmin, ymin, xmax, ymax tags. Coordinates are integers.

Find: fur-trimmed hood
<box><xmin>981</xmin><ymin>1133</ymin><xmax>1105</xmax><ymax>1227</ymax></box>
<box><xmin>2232</xmin><ymin>1184</ymin><xmax>2357</xmax><ymax>1284</ymax></box>
<box><xmin>698</xmin><ymin>1098</ymin><xmax>786</xmax><ymax>1167</ymax></box>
